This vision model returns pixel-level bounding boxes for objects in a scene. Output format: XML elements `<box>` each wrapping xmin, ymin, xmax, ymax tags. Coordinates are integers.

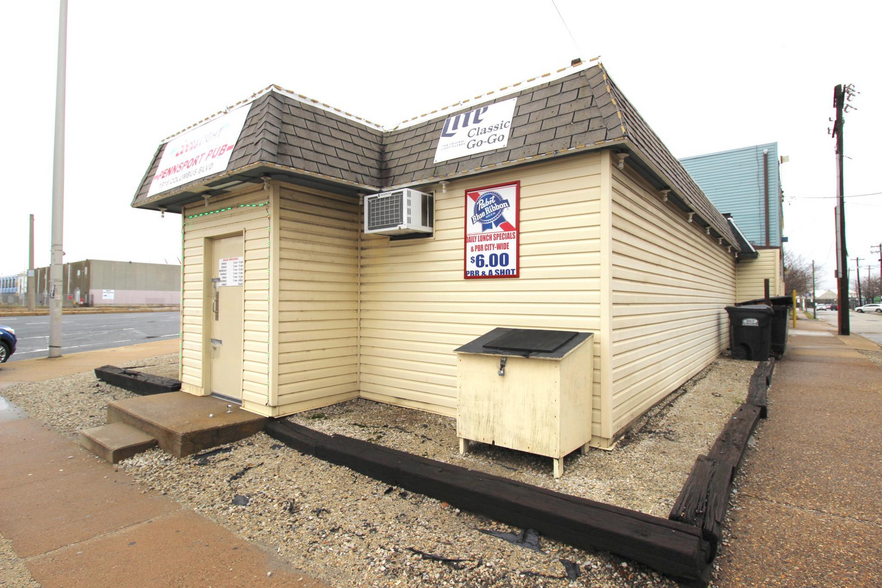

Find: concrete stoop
<box><xmin>79</xmin><ymin>392</ymin><xmax>267</xmax><ymax>462</ymax></box>
<box><xmin>78</xmin><ymin>422</ymin><xmax>158</xmax><ymax>464</ymax></box>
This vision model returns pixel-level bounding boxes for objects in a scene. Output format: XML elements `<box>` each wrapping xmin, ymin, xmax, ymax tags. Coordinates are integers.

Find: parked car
<box><xmin>0</xmin><ymin>325</ymin><xmax>16</xmax><ymax>363</ymax></box>
<box><xmin>815</xmin><ymin>304</ymin><xmax>828</xmax><ymax>311</ymax></box>
<box><xmin>856</xmin><ymin>303</ymin><xmax>882</xmax><ymax>313</ymax></box>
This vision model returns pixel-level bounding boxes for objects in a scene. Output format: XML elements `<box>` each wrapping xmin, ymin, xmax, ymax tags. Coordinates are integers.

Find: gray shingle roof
<box><xmin>132</xmin><ymin>64</ymin><xmax>737</xmax><ymax>248</ymax></box>
<box><xmin>603</xmin><ymin>71</ymin><xmax>737</xmax><ymax>246</ymax></box>
<box><xmin>131</xmin><ymin>90</ymin><xmax>383</xmax><ymax>208</ymax></box>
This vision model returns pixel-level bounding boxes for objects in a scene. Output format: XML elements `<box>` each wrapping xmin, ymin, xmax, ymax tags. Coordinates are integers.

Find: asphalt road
<box><xmin>815</xmin><ymin>308</ymin><xmax>882</xmax><ymax>346</ymax></box>
<box><xmin>0</xmin><ymin>312</ymin><xmax>180</xmax><ymax>362</ymax></box>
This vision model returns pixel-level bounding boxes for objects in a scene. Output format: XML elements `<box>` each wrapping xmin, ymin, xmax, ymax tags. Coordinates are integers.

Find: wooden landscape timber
<box><xmin>265</xmin><ymin>419</ymin><xmax>714</xmax><ymax>584</ymax></box>
<box><xmin>669</xmin><ymin>359</ymin><xmax>776</xmax><ymax>559</ymax></box>
<box><xmin>95</xmin><ymin>365</ymin><xmax>181</xmax><ymax>395</ymax></box>
<box><xmin>746</xmin><ymin>358</ymin><xmax>775</xmax><ymax>418</ymax></box>
<box><xmin>669</xmin><ymin>456</ymin><xmax>734</xmax><ymax>560</ymax></box>
<box><xmin>706</xmin><ymin>403</ymin><xmax>763</xmax><ymax>470</ymax></box>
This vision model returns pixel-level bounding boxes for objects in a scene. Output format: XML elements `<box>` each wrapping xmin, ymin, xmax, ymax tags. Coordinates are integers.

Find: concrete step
<box><xmin>106</xmin><ymin>392</ymin><xmax>266</xmax><ymax>458</ymax></box>
<box><xmin>79</xmin><ymin>422</ymin><xmax>158</xmax><ymax>464</ymax></box>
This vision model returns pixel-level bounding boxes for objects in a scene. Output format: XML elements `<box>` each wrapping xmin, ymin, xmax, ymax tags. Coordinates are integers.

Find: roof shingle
<box><xmin>131</xmin><ymin>65</ymin><xmax>737</xmax><ymax>248</ymax></box>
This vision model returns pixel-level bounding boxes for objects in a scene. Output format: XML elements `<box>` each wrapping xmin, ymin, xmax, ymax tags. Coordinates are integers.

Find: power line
<box><xmin>789</xmin><ymin>190</ymin><xmax>882</xmax><ymax>200</ymax></box>
<box><xmin>550</xmin><ymin>0</ymin><xmax>582</xmax><ymax>58</ymax></box>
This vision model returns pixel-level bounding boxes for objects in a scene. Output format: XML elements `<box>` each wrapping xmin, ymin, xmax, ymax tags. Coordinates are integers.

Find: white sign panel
<box><xmin>464</xmin><ymin>182</ymin><xmax>519</xmax><ymax>279</ymax></box>
<box><xmin>102</xmin><ymin>289</ymin><xmax>115</xmax><ymax>300</ymax></box>
<box><xmin>434</xmin><ymin>98</ymin><xmax>518</xmax><ymax>163</ymax></box>
<box><xmin>148</xmin><ymin>104</ymin><xmax>252</xmax><ymax>197</ymax></box>
<box><xmin>218</xmin><ymin>257</ymin><xmax>244</xmax><ymax>287</ymax></box>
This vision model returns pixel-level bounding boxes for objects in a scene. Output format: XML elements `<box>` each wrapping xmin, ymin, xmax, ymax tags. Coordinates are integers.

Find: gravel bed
<box><xmin>0</xmin><ymin>534</ymin><xmax>39</xmax><ymax>588</ymax></box>
<box><xmin>857</xmin><ymin>348</ymin><xmax>882</xmax><ymax>369</ymax></box>
<box><xmin>3</xmin><ymin>354</ymin><xmax>179</xmax><ymax>440</ymax></box>
<box><xmin>2</xmin><ymin>353</ymin><xmax>756</xmax><ymax>587</ymax></box>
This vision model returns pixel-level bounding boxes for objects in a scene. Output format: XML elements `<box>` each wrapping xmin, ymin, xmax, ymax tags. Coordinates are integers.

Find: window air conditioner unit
<box><xmin>364</xmin><ymin>189</ymin><xmax>434</xmax><ymax>236</ymax></box>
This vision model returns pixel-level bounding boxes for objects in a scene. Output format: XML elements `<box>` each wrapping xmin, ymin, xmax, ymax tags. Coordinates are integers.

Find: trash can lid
<box><xmin>735</xmin><ymin>296</ymin><xmax>793</xmax><ymax>307</ymax></box>
<box><xmin>725</xmin><ymin>305</ymin><xmax>774</xmax><ymax>315</ymax></box>
<box><xmin>455</xmin><ymin>328</ymin><xmax>592</xmax><ymax>358</ymax></box>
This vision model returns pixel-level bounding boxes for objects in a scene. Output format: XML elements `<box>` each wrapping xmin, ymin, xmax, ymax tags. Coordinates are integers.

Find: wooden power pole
<box><xmin>832</xmin><ymin>84</ymin><xmax>856</xmax><ymax>335</ymax></box>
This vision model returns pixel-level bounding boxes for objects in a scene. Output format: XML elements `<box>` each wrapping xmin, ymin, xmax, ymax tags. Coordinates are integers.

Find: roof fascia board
<box><xmin>133</xmin><ymin>161</ymin><xmax>380</xmax><ymax>212</ymax></box>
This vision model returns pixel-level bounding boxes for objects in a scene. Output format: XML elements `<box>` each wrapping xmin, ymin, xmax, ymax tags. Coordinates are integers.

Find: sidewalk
<box><xmin>0</xmin><ymin>339</ymin><xmax>179</xmax><ymax>390</ymax></box>
<box><xmin>715</xmin><ymin>316</ymin><xmax>882</xmax><ymax>586</ymax></box>
<box><xmin>0</xmin><ymin>341</ymin><xmax>326</xmax><ymax>588</ymax></box>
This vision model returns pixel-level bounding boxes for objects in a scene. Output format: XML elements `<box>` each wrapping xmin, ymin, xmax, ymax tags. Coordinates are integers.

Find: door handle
<box><xmin>211</xmin><ymin>277</ymin><xmax>221</xmax><ymax>320</ymax></box>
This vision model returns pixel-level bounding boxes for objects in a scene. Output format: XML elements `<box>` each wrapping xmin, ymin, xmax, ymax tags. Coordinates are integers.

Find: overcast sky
<box><xmin>2</xmin><ymin>0</ymin><xmax>879</xmax><ymax>291</ymax></box>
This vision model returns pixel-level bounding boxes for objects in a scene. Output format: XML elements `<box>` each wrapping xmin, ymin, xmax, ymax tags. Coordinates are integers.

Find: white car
<box><xmin>855</xmin><ymin>303</ymin><xmax>882</xmax><ymax>313</ymax></box>
<box><xmin>815</xmin><ymin>304</ymin><xmax>828</xmax><ymax>311</ymax></box>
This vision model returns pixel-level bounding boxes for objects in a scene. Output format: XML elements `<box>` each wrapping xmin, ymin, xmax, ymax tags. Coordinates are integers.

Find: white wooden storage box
<box><xmin>455</xmin><ymin>328</ymin><xmax>594</xmax><ymax>478</ymax></box>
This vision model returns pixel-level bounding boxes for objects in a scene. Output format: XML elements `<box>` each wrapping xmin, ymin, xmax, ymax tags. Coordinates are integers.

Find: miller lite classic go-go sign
<box><xmin>434</xmin><ymin>98</ymin><xmax>517</xmax><ymax>163</ymax></box>
<box><xmin>464</xmin><ymin>181</ymin><xmax>519</xmax><ymax>279</ymax></box>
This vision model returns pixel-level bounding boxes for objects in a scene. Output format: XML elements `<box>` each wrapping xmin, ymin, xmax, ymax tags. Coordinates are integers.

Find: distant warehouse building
<box><xmin>34</xmin><ymin>260</ymin><xmax>180</xmax><ymax>307</ymax></box>
<box><xmin>0</xmin><ymin>273</ymin><xmax>26</xmax><ymax>305</ymax></box>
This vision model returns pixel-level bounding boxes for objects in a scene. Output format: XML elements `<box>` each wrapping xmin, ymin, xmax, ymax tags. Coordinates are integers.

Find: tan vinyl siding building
<box><xmin>180</xmin><ymin>188</ymin><xmax>272</xmax><ymax>413</ymax></box>
<box><xmin>360</xmin><ymin>154</ymin><xmax>604</xmax><ymax>432</ymax></box>
<box><xmin>735</xmin><ymin>248</ymin><xmax>784</xmax><ymax>301</ymax></box>
<box><xmin>133</xmin><ymin>62</ymin><xmax>743</xmax><ymax>448</ymax></box>
<box><xmin>609</xmin><ymin>164</ymin><xmax>735</xmax><ymax>440</ymax></box>
<box><xmin>275</xmin><ymin>185</ymin><xmax>360</xmax><ymax>415</ymax></box>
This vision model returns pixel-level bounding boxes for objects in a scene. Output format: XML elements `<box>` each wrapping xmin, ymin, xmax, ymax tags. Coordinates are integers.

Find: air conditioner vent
<box><xmin>364</xmin><ymin>189</ymin><xmax>434</xmax><ymax>236</ymax></box>
<box><xmin>367</xmin><ymin>191</ymin><xmax>405</xmax><ymax>230</ymax></box>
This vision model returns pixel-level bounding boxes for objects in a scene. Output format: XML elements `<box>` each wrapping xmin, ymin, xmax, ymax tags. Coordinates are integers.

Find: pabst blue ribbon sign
<box><xmin>464</xmin><ymin>182</ymin><xmax>519</xmax><ymax>279</ymax></box>
<box><xmin>434</xmin><ymin>98</ymin><xmax>517</xmax><ymax>163</ymax></box>
<box><xmin>148</xmin><ymin>104</ymin><xmax>252</xmax><ymax>197</ymax></box>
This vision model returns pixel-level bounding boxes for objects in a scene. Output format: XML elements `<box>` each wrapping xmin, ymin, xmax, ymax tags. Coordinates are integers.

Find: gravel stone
<box><xmin>0</xmin><ymin>534</ymin><xmax>39</xmax><ymax>587</ymax></box>
<box><xmin>857</xmin><ymin>348</ymin><xmax>882</xmax><ymax>369</ymax></box>
<box><xmin>2</xmin><ymin>353</ymin><xmax>756</xmax><ymax>587</ymax></box>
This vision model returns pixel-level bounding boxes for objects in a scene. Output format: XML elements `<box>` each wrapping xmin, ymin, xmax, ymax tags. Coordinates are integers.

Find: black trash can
<box><xmin>735</xmin><ymin>297</ymin><xmax>792</xmax><ymax>358</ymax></box>
<box><xmin>725</xmin><ymin>305</ymin><xmax>774</xmax><ymax>361</ymax></box>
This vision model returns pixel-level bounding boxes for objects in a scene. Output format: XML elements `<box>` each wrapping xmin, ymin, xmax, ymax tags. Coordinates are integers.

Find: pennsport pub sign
<box><xmin>464</xmin><ymin>181</ymin><xmax>520</xmax><ymax>279</ymax></box>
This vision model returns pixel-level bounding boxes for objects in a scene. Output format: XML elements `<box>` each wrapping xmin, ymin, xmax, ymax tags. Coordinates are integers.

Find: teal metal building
<box><xmin>680</xmin><ymin>143</ymin><xmax>783</xmax><ymax>248</ymax></box>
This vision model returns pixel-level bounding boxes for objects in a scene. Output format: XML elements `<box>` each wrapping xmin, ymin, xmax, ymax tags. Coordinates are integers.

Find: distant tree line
<box><xmin>784</xmin><ymin>249</ymin><xmax>881</xmax><ymax>305</ymax></box>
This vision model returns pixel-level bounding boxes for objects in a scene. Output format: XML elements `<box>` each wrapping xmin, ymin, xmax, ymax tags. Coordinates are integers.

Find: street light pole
<box><xmin>28</xmin><ymin>214</ymin><xmax>35</xmax><ymax>312</ymax></box>
<box><xmin>49</xmin><ymin>0</ymin><xmax>68</xmax><ymax>358</ymax></box>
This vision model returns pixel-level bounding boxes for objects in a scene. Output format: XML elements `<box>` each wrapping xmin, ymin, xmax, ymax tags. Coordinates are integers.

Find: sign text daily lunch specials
<box><xmin>148</xmin><ymin>104</ymin><xmax>252</xmax><ymax>197</ymax></box>
<box><xmin>434</xmin><ymin>98</ymin><xmax>517</xmax><ymax>163</ymax></box>
<box><xmin>464</xmin><ymin>181</ymin><xmax>520</xmax><ymax>279</ymax></box>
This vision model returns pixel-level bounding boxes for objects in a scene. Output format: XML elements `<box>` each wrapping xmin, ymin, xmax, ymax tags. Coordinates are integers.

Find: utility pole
<box><xmin>27</xmin><ymin>214</ymin><xmax>35</xmax><ymax>312</ymax></box>
<box><xmin>812</xmin><ymin>260</ymin><xmax>817</xmax><ymax>319</ymax></box>
<box><xmin>831</xmin><ymin>83</ymin><xmax>857</xmax><ymax>334</ymax></box>
<box><xmin>873</xmin><ymin>244</ymin><xmax>882</xmax><ymax>302</ymax></box>
<box><xmin>49</xmin><ymin>0</ymin><xmax>68</xmax><ymax>358</ymax></box>
<box><xmin>854</xmin><ymin>257</ymin><xmax>862</xmax><ymax>306</ymax></box>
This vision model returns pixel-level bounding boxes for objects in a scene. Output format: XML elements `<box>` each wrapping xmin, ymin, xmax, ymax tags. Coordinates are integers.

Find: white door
<box><xmin>208</xmin><ymin>235</ymin><xmax>245</xmax><ymax>401</ymax></box>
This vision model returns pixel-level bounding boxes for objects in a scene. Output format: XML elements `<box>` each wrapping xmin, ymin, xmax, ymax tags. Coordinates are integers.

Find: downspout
<box><xmin>763</xmin><ymin>149</ymin><xmax>770</xmax><ymax>246</ymax></box>
<box><xmin>357</xmin><ymin>194</ymin><xmax>363</xmax><ymax>398</ymax></box>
